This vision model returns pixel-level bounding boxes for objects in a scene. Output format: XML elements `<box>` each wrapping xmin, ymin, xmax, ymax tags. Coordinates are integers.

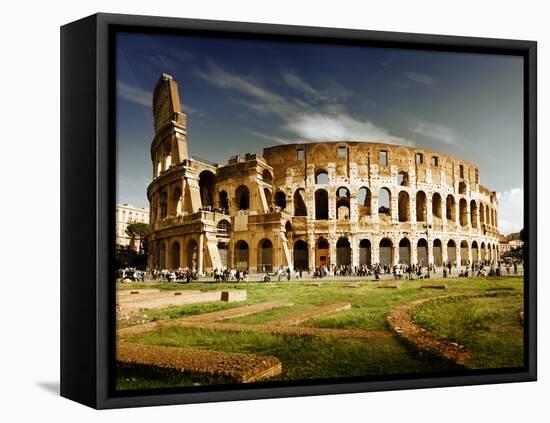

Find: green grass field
<box><xmin>116</xmin><ymin>276</ymin><xmax>524</xmax><ymax>390</ymax></box>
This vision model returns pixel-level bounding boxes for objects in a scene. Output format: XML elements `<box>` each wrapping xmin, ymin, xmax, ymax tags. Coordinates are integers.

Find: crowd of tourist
<box><xmin>117</xmin><ymin>258</ymin><xmax>522</xmax><ymax>284</ymax></box>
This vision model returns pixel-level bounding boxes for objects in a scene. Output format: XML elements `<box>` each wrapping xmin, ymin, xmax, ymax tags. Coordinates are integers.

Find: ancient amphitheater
<box><xmin>146</xmin><ymin>74</ymin><xmax>500</xmax><ymax>273</ymax></box>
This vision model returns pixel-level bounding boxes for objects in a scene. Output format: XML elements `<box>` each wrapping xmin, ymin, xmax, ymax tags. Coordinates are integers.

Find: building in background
<box><xmin>116</xmin><ymin>203</ymin><xmax>150</xmax><ymax>251</ymax></box>
<box><xmin>499</xmin><ymin>232</ymin><xmax>524</xmax><ymax>254</ymax></box>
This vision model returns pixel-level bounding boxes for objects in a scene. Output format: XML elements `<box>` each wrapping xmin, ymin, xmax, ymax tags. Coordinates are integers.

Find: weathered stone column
<box><xmin>350</xmin><ymin>192</ymin><xmax>359</xmax><ymax>223</ymax></box>
<box><xmin>351</xmin><ymin>236</ymin><xmax>360</xmax><ymax>268</ymax></box>
<box><xmin>410</xmin><ymin>193</ymin><xmax>417</xmax><ymax>225</ymax></box>
<box><xmin>329</xmin><ymin>237</ymin><xmax>337</xmax><ymax>267</ymax></box>
<box><xmin>198</xmin><ymin>234</ymin><xmax>204</xmax><ymax>274</ymax></box>
<box><xmin>392</xmin><ymin>245</ymin><xmax>399</xmax><ymax>266</ymax></box>
<box><xmin>371</xmin><ymin>239</ymin><xmax>380</xmax><ymax>265</ymax></box>
<box><xmin>426</xmin><ymin>196</ymin><xmax>433</xmax><ymax>226</ymax></box>
<box><xmin>441</xmin><ymin>241</ymin><xmax>448</xmax><ymax>264</ymax></box>
<box><xmin>410</xmin><ymin>239</ymin><xmax>418</xmax><ymax>265</ymax></box>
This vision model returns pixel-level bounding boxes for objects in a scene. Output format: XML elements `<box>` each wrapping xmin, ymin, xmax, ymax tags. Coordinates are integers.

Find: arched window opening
<box><xmin>336</xmin><ymin>237</ymin><xmax>351</xmax><ymax>266</ymax></box>
<box><xmin>458</xmin><ymin>181</ymin><xmax>467</xmax><ymax>195</ymax></box>
<box><xmin>315</xmin><ymin>189</ymin><xmax>329</xmax><ymax>220</ymax></box>
<box><xmin>274</xmin><ymin>191</ymin><xmax>286</xmax><ymax>210</ymax></box>
<box><xmin>470</xmin><ymin>200</ymin><xmax>478</xmax><ymax>228</ymax></box>
<box><xmin>293</xmin><ymin>240</ymin><xmax>308</xmax><ymax>271</ymax></box>
<box><xmin>315</xmin><ymin>238</ymin><xmax>330</xmax><ymax>268</ymax></box>
<box><xmin>199</xmin><ymin>170</ymin><xmax>217</xmax><ymax>209</ymax></box>
<box><xmin>417</xmin><ymin>238</ymin><xmax>428</xmax><ymax>266</ymax></box>
<box><xmin>171</xmin><ymin>241</ymin><xmax>180</xmax><ymax>269</ymax></box>
<box><xmin>262</xmin><ymin>169</ymin><xmax>273</xmax><ymax>184</ymax></box>
<box><xmin>315</xmin><ymin>170</ymin><xmax>329</xmax><ymax>185</ymax></box>
<box><xmin>378</xmin><ymin>188</ymin><xmax>391</xmax><ymax>215</ymax></box>
<box><xmin>398</xmin><ymin>191</ymin><xmax>410</xmax><ymax>222</ymax></box>
<box><xmin>234</xmin><ymin>240</ymin><xmax>249</xmax><ymax>270</ymax></box>
<box><xmin>460</xmin><ymin>240</ymin><xmax>469</xmax><ymax>266</ymax></box>
<box><xmin>359</xmin><ymin>239</ymin><xmax>371</xmax><ymax>266</ymax></box>
<box><xmin>447</xmin><ymin>240</ymin><xmax>457</xmax><ymax>266</ymax></box>
<box><xmin>160</xmin><ymin>192</ymin><xmax>168</xmax><ymax>219</ymax></box>
<box><xmin>264</xmin><ymin>188</ymin><xmax>272</xmax><ymax>211</ymax></box>
<box><xmin>336</xmin><ymin>187</ymin><xmax>350</xmax><ymax>220</ymax></box>
<box><xmin>172</xmin><ymin>186</ymin><xmax>182</xmax><ymax>216</ymax></box>
<box><xmin>219</xmin><ymin>190</ymin><xmax>229</xmax><ymax>211</ymax></box>
<box><xmin>446</xmin><ymin>195</ymin><xmax>456</xmax><ymax>221</ymax></box>
<box><xmin>379</xmin><ymin>238</ymin><xmax>393</xmax><ymax>266</ymax></box>
<box><xmin>216</xmin><ymin>219</ymin><xmax>231</xmax><ymax>240</ymax></box>
<box><xmin>357</xmin><ymin>187</ymin><xmax>371</xmax><ymax>216</ymax></box>
<box><xmin>257</xmin><ymin>239</ymin><xmax>273</xmax><ymax>272</ymax></box>
<box><xmin>235</xmin><ymin>185</ymin><xmax>250</xmax><ymax>211</ymax></box>
<box><xmin>472</xmin><ymin>241</ymin><xmax>479</xmax><ymax>262</ymax></box>
<box><xmin>399</xmin><ymin>238</ymin><xmax>411</xmax><ymax>265</ymax></box>
<box><xmin>397</xmin><ymin>171</ymin><xmax>409</xmax><ymax>186</ymax></box>
<box><xmin>433</xmin><ymin>239</ymin><xmax>443</xmax><ymax>267</ymax></box>
<box><xmin>416</xmin><ymin>191</ymin><xmax>427</xmax><ymax>222</ymax></box>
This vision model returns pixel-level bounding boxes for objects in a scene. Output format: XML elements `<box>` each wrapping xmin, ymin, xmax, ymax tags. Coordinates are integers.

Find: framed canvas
<box><xmin>60</xmin><ymin>13</ymin><xmax>537</xmax><ymax>409</ymax></box>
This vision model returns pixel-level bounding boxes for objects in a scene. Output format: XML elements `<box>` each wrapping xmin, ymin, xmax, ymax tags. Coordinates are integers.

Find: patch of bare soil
<box><xmin>117</xmin><ymin>342</ymin><xmax>282</xmax><ymax>383</ymax></box>
<box><xmin>268</xmin><ymin>302</ymin><xmax>351</xmax><ymax>326</ymax></box>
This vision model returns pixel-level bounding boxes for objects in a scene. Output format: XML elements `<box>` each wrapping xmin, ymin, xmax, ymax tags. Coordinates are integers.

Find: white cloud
<box><xmin>412</xmin><ymin>120</ymin><xmax>455</xmax><ymax>145</ymax></box>
<box><xmin>117</xmin><ymin>80</ymin><xmax>152</xmax><ymax>107</ymax></box>
<box><xmin>198</xmin><ymin>64</ymin><xmax>413</xmax><ymax>144</ymax></box>
<box><xmin>286</xmin><ymin>113</ymin><xmax>413</xmax><ymax>144</ymax></box>
<box><xmin>117</xmin><ymin>80</ymin><xmax>203</xmax><ymax>116</ymax></box>
<box><xmin>404</xmin><ymin>72</ymin><xmax>439</xmax><ymax>89</ymax></box>
<box><xmin>497</xmin><ymin>187</ymin><xmax>523</xmax><ymax>235</ymax></box>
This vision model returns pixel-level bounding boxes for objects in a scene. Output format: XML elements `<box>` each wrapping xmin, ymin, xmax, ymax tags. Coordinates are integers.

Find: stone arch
<box><xmin>357</xmin><ymin>187</ymin><xmax>371</xmax><ymax>216</ymax></box>
<box><xmin>470</xmin><ymin>200</ymin><xmax>478</xmax><ymax>228</ymax></box>
<box><xmin>274</xmin><ymin>191</ymin><xmax>286</xmax><ymax>209</ymax></box>
<box><xmin>447</xmin><ymin>239</ymin><xmax>457</xmax><ymax>265</ymax></box>
<box><xmin>471</xmin><ymin>240</ymin><xmax>479</xmax><ymax>262</ymax></box>
<box><xmin>399</xmin><ymin>238</ymin><xmax>411</xmax><ymax>265</ymax></box>
<box><xmin>479</xmin><ymin>203</ymin><xmax>485</xmax><ymax>225</ymax></box>
<box><xmin>315</xmin><ymin>189</ymin><xmax>329</xmax><ymax>220</ymax></box>
<box><xmin>379</xmin><ymin>238</ymin><xmax>393</xmax><ymax>266</ymax></box>
<box><xmin>199</xmin><ymin>170</ymin><xmax>217</xmax><ymax>208</ymax></box>
<box><xmin>481</xmin><ymin>241</ymin><xmax>487</xmax><ymax>262</ymax></box>
<box><xmin>293</xmin><ymin>240</ymin><xmax>308</xmax><ymax>271</ymax></box>
<box><xmin>336</xmin><ymin>186</ymin><xmax>350</xmax><ymax>220</ymax></box>
<box><xmin>216</xmin><ymin>219</ymin><xmax>231</xmax><ymax>239</ymax></box>
<box><xmin>257</xmin><ymin>238</ymin><xmax>273</xmax><ymax>272</ymax></box>
<box><xmin>171</xmin><ymin>241</ymin><xmax>181</xmax><ymax>269</ymax></box>
<box><xmin>433</xmin><ymin>239</ymin><xmax>443</xmax><ymax>266</ymax></box>
<box><xmin>398</xmin><ymin>191</ymin><xmax>410</xmax><ymax>222</ymax></box>
<box><xmin>336</xmin><ymin>237</ymin><xmax>351</xmax><ymax>266</ymax></box>
<box><xmin>234</xmin><ymin>240</ymin><xmax>249</xmax><ymax>270</ymax></box>
<box><xmin>378</xmin><ymin>187</ymin><xmax>391</xmax><ymax>215</ymax></box>
<box><xmin>235</xmin><ymin>185</ymin><xmax>250</xmax><ymax>211</ymax></box>
<box><xmin>219</xmin><ymin>190</ymin><xmax>229</xmax><ymax>211</ymax></box>
<box><xmin>359</xmin><ymin>239</ymin><xmax>372</xmax><ymax>266</ymax></box>
<box><xmin>460</xmin><ymin>240</ymin><xmax>469</xmax><ymax>266</ymax></box>
<box><xmin>315</xmin><ymin>169</ymin><xmax>329</xmax><ymax>185</ymax></box>
<box><xmin>315</xmin><ymin>238</ymin><xmax>330</xmax><ymax>268</ymax></box>
<box><xmin>432</xmin><ymin>193</ymin><xmax>442</xmax><ymax>220</ymax></box>
<box><xmin>416</xmin><ymin>191</ymin><xmax>427</xmax><ymax>222</ymax></box>
<box><xmin>186</xmin><ymin>238</ymin><xmax>199</xmax><ymax>271</ymax></box>
<box><xmin>459</xmin><ymin>198</ymin><xmax>468</xmax><ymax>227</ymax></box>
<box><xmin>417</xmin><ymin>238</ymin><xmax>428</xmax><ymax>266</ymax></box>
<box><xmin>446</xmin><ymin>195</ymin><xmax>456</xmax><ymax>221</ymax></box>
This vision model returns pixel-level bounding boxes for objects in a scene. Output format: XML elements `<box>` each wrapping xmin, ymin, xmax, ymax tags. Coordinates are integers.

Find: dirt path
<box><xmin>267</xmin><ymin>302</ymin><xmax>351</xmax><ymax>326</ymax></box>
<box><xmin>182</xmin><ymin>301</ymin><xmax>293</xmax><ymax>323</ymax></box>
<box><xmin>117</xmin><ymin>342</ymin><xmax>282</xmax><ymax>383</ymax></box>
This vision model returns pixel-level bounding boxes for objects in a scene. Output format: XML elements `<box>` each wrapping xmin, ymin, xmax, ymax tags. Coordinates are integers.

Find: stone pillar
<box><xmin>465</xmin><ymin>200</ymin><xmax>471</xmax><ymax>230</ymax></box>
<box><xmin>328</xmin><ymin>188</ymin><xmax>337</xmax><ymax>220</ymax></box>
<box><xmin>198</xmin><ymin>234</ymin><xmax>204</xmax><ymax>274</ymax></box>
<box><xmin>467</xmin><ymin>243</ymin><xmax>472</xmax><ymax>266</ymax></box>
<box><xmin>390</xmin><ymin>190</ymin><xmax>398</xmax><ymax>224</ymax></box>
<box><xmin>427</xmin><ymin>240</ymin><xmax>434</xmax><ymax>266</ymax></box>
<box><xmin>329</xmin><ymin>237</ymin><xmax>337</xmax><ymax>268</ymax></box>
<box><xmin>351</xmin><ymin>236</ymin><xmax>360</xmax><ymax>268</ymax></box>
<box><xmin>392</xmin><ymin>245</ymin><xmax>399</xmax><ymax>267</ymax></box>
<box><xmin>371</xmin><ymin>240</ymin><xmax>380</xmax><ymax>265</ymax></box>
<box><xmin>442</xmin><ymin>241</ymin><xmax>448</xmax><ymax>264</ymax></box>
<box><xmin>411</xmin><ymin>239</ymin><xmax>418</xmax><ymax>265</ymax></box>
<box><xmin>410</xmin><ymin>194</ymin><xmax>417</xmax><ymax>225</ymax></box>
<box><xmin>426</xmin><ymin>196</ymin><xmax>433</xmax><ymax>226</ymax></box>
<box><xmin>350</xmin><ymin>193</ymin><xmax>359</xmax><ymax>223</ymax></box>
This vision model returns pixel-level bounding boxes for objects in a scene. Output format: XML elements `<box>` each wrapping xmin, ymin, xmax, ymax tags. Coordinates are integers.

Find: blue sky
<box><xmin>116</xmin><ymin>32</ymin><xmax>524</xmax><ymax>234</ymax></box>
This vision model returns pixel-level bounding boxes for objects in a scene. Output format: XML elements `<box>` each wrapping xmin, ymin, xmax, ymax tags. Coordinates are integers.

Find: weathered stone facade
<box><xmin>147</xmin><ymin>74</ymin><xmax>500</xmax><ymax>273</ymax></box>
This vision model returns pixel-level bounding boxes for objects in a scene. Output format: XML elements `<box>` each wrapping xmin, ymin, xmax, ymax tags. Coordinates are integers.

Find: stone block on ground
<box><xmin>268</xmin><ymin>302</ymin><xmax>351</xmax><ymax>326</ymax></box>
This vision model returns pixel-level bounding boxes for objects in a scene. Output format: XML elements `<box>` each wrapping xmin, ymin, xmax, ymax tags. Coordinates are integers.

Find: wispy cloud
<box><xmin>497</xmin><ymin>187</ymin><xmax>523</xmax><ymax>235</ymax></box>
<box><xmin>412</xmin><ymin>120</ymin><xmax>455</xmax><ymax>145</ymax></box>
<box><xmin>198</xmin><ymin>64</ymin><xmax>413</xmax><ymax>144</ymax></box>
<box><xmin>117</xmin><ymin>80</ymin><xmax>152</xmax><ymax>107</ymax></box>
<box><xmin>404</xmin><ymin>72</ymin><xmax>439</xmax><ymax>89</ymax></box>
<box><xmin>117</xmin><ymin>79</ymin><xmax>204</xmax><ymax>117</ymax></box>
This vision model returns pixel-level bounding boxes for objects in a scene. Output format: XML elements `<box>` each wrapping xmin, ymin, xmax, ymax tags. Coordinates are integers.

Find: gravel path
<box><xmin>117</xmin><ymin>342</ymin><xmax>282</xmax><ymax>383</ymax></box>
<box><xmin>268</xmin><ymin>302</ymin><xmax>351</xmax><ymax>326</ymax></box>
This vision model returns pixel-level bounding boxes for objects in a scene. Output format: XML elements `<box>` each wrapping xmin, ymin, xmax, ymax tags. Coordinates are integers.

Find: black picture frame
<box><xmin>60</xmin><ymin>12</ymin><xmax>537</xmax><ymax>409</ymax></box>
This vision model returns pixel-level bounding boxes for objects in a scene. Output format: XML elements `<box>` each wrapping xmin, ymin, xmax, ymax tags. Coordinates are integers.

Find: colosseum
<box><xmin>147</xmin><ymin>73</ymin><xmax>501</xmax><ymax>274</ymax></box>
